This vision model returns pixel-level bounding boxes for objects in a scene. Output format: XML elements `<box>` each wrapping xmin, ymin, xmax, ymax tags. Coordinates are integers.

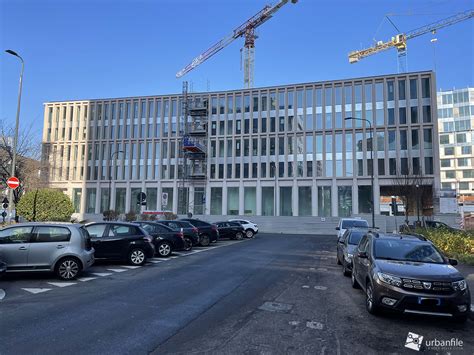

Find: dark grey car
<box><xmin>0</xmin><ymin>223</ymin><xmax>94</xmax><ymax>280</ymax></box>
<box><xmin>336</xmin><ymin>228</ymin><xmax>366</xmax><ymax>276</ymax></box>
<box><xmin>351</xmin><ymin>232</ymin><xmax>471</xmax><ymax>322</ymax></box>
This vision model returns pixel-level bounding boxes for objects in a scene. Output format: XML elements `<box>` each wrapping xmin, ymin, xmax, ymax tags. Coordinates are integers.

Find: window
<box><xmin>456</xmin><ymin>133</ymin><xmax>466</xmax><ymax>144</ymax></box>
<box><xmin>421</xmin><ymin>78</ymin><xmax>430</xmax><ymax>98</ymax></box>
<box><xmin>440</xmin><ymin>159</ymin><xmax>451</xmax><ymax>167</ymax></box>
<box><xmin>109</xmin><ymin>224</ymin><xmax>142</xmax><ymax>237</ymax></box>
<box><xmin>458</xmin><ymin>158</ymin><xmax>470</xmax><ymax>167</ymax></box>
<box><xmin>444</xmin><ymin>147</ymin><xmax>454</xmax><ymax>155</ymax></box>
<box><xmin>398</xmin><ymin>80</ymin><xmax>406</xmax><ymax>100</ymax></box>
<box><xmin>399</xmin><ymin>107</ymin><xmax>407</xmax><ymax>124</ymax></box>
<box><xmin>440</xmin><ymin>135</ymin><xmax>450</xmax><ymax>144</ymax></box>
<box><xmin>33</xmin><ymin>227</ymin><xmax>71</xmax><ymax>243</ymax></box>
<box><xmin>459</xmin><ymin>182</ymin><xmax>469</xmax><ymax>190</ymax></box>
<box><xmin>0</xmin><ymin>227</ymin><xmax>33</xmax><ymax>244</ymax></box>
<box><xmin>463</xmin><ymin>170</ymin><xmax>474</xmax><ymax>178</ymax></box>
<box><xmin>410</xmin><ymin>106</ymin><xmax>418</xmax><ymax>124</ymax></box>
<box><xmin>462</xmin><ymin>146</ymin><xmax>472</xmax><ymax>155</ymax></box>
<box><xmin>409</xmin><ymin>79</ymin><xmax>417</xmax><ymax>99</ymax></box>
<box><xmin>424</xmin><ymin>129</ymin><xmax>432</xmax><ymax>149</ymax></box>
<box><xmin>86</xmin><ymin>224</ymin><xmax>107</xmax><ymax>238</ymax></box>
<box><xmin>445</xmin><ymin>171</ymin><xmax>455</xmax><ymax>179</ymax></box>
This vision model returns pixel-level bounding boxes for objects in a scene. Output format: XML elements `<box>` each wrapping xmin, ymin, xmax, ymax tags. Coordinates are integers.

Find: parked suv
<box><xmin>228</xmin><ymin>219</ymin><xmax>258</xmax><ymax>238</ymax></box>
<box><xmin>156</xmin><ymin>220</ymin><xmax>200</xmax><ymax>247</ymax></box>
<box><xmin>351</xmin><ymin>231</ymin><xmax>471</xmax><ymax>322</ymax></box>
<box><xmin>336</xmin><ymin>228</ymin><xmax>366</xmax><ymax>276</ymax></box>
<box><xmin>336</xmin><ymin>218</ymin><xmax>368</xmax><ymax>240</ymax></box>
<box><xmin>179</xmin><ymin>219</ymin><xmax>219</xmax><ymax>246</ymax></box>
<box><xmin>85</xmin><ymin>222</ymin><xmax>154</xmax><ymax>265</ymax></box>
<box><xmin>0</xmin><ymin>223</ymin><xmax>94</xmax><ymax>280</ymax></box>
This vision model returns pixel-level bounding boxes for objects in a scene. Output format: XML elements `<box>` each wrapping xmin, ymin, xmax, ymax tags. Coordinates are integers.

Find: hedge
<box><xmin>16</xmin><ymin>189</ymin><xmax>75</xmax><ymax>222</ymax></box>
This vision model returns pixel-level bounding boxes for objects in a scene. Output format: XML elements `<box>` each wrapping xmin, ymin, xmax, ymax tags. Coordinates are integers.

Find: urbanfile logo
<box><xmin>405</xmin><ymin>332</ymin><xmax>423</xmax><ymax>351</ymax></box>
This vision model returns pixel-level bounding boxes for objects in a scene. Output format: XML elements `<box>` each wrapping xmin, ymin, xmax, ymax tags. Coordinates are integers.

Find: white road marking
<box><xmin>314</xmin><ymin>286</ymin><xmax>328</xmax><ymax>290</ymax></box>
<box><xmin>288</xmin><ymin>321</ymin><xmax>300</xmax><ymax>326</ymax></box>
<box><xmin>106</xmin><ymin>268</ymin><xmax>127</xmax><ymax>273</ymax></box>
<box><xmin>149</xmin><ymin>260</ymin><xmax>162</xmax><ymax>264</ymax></box>
<box><xmin>91</xmin><ymin>272</ymin><xmax>113</xmax><ymax>277</ymax></box>
<box><xmin>0</xmin><ymin>289</ymin><xmax>5</xmax><ymax>300</ymax></box>
<box><xmin>77</xmin><ymin>277</ymin><xmax>98</xmax><ymax>282</ymax></box>
<box><xmin>169</xmin><ymin>256</ymin><xmax>179</xmax><ymax>259</ymax></box>
<box><xmin>22</xmin><ymin>288</ymin><xmax>52</xmax><ymax>294</ymax></box>
<box><xmin>301</xmin><ymin>285</ymin><xmax>310</xmax><ymax>289</ymax></box>
<box><xmin>120</xmin><ymin>266</ymin><xmax>141</xmax><ymax>269</ymax></box>
<box><xmin>47</xmin><ymin>282</ymin><xmax>77</xmax><ymax>288</ymax></box>
<box><xmin>306</xmin><ymin>321</ymin><xmax>324</xmax><ymax>330</ymax></box>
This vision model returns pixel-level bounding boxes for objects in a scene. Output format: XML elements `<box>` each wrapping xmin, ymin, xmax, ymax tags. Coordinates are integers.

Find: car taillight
<box><xmin>178</xmin><ymin>228</ymin><xmax>184</xmax><ymax>239</ymax></box>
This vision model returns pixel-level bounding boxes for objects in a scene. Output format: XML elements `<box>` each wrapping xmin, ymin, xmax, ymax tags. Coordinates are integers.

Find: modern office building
<box><xmin>42</xmin><ymin>71</ymin><xmax>439</xmax><ymax>219</ymax></box>
<box><xmin>437</xmin><ymin>87</ymin><xmax>474</xmax><ymax>201</ymax></box>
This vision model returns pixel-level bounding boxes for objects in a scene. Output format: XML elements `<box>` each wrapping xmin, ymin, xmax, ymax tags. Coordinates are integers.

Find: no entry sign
<box><xmin>6</xmin><ymin>177</ymin><xmax>20</xmax><ymax>189</ymax></box>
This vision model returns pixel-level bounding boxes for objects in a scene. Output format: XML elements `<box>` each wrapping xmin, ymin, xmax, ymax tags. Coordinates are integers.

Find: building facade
<box><xmin>42</xmin><ymin>71</ymin><xmax>439</xmax><ymax>219</ymax></box>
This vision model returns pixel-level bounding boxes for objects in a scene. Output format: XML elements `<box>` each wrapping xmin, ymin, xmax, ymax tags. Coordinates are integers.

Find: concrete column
<box><xmin>374</xmin><ymin>178</ymin><xmax>380</xmax><ymax>215</ymax></box>
<box><xmin>331</xmin><ymin>179</ymin><xmax>338</xmax><ymax>217</ymax></box>
<box><xmin>95</xmin><ymin>184</ymin><xmax>101</xmax><ymax>214</ymax></box>
<box><xmin>189</xmin><ymin>185</ymin><xmax>195</xmax><ymax>215</ymax></box>
<box><xmin>256</xmin><ymin>181</ymin><xmax>262</xmax><ymax>216</ymax></box>
<box><xmin>222</xmin><ymin>183</ymin><xmax>228</xmax><ymax>216</ymax></box>
<box><xmin>205</xmin><ymin>184</ymin><xmax>211</xmax><ymax>216</ymax></box>
<box><xmin>239</xmin><ymin>181</ymin><xmax>245</xmax><ymax>215</ymax></box>
<box><xmin>312</xmin><ymin>180</ymin><xmax>318</xmax><ymax>216</ymax></box>
<box><xmin>353</xmin><ymin>180</ymin><xmax>359</xmax><ymax>215</ymax></box>
<box><xmin>293</xmin><ymin>182</ymin><xmax>298</xmax><ymax>216</ymax></box>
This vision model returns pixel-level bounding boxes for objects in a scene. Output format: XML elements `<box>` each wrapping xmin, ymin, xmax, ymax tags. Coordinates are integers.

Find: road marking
<box><xmin>309</xmin><ymin>267</ymin><xmax>316</xmax><ymax>271</ymax></box>
<box><xmin>314</xmin><ymin>286</ymin><xmax>328</xmax><ymax>290</ymax></box>
<box><xmin>106</xmin><ymin>268</ymin><xmax>127</xmax><ymax>273</ymax></box>
<box><xmin>149</xmin><ymin>260</ymin><xmax>162</xmax><ymax>264</ymax></box>
<box><xmin>78</xmin><ymin>277</ymin><xmax>98</xmax><ymax>282</ymax></box>
<box><xmin>301</xmin><ymin>285</ymin><xmax>310</xmax><ymax>289</ymax></box>
<box><xmin>169</xmin><ymin>256</ymin><xmax>179</xmax><ymax>259</ymax></box>
<box><xmin>120</xmin><ymin>266</ymin><xmax>141</xmax><ymax>269</ymax></box>
<box><xmin>91</xmin><ymin>272</ymin><xmax>113</xmax><ymax>277</ymax></box>
<box><xmin>288</xmin><ymin>321</ymin><xmax>300</xmax><ymax>326</ymax></box>
<box><xmin>306</xmin><ymin>321</ymin><xmax>324</xmax><ymax>330</ymax></box>
<box><xmin>0</xmin><ymin>289</ymin><xmax>5</xmax><ymax>300</ymax></box>
<box><xmin>172</xmin><ymin>252</ymin><xmax>185</xmax><ymax>256</ymax></box>
<box><xmin>22</xmin><ymin>288</ymin><xmax>52</xmax><ymax>294</ymax></box>
<box><xmin>47</xmin><ymin>282</ymin><xmax>77</xmax><ymax>288</ymax></box>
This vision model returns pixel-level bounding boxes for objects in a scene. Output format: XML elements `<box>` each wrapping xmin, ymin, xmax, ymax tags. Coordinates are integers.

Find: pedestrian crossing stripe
<box><xmin>47</xmin><ymin>282</ymin><xmax>77</xmax><ymax>288</ymax></box>
<box><xmin>22</xmin><ymin>288</ymin><xmax>52</xmax><ymax>294</ymax></box>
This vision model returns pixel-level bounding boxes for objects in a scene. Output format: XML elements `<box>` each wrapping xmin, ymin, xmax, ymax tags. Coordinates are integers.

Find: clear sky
<box><xmin>1</xmin><ymin>0</ymin><xmax>473</xmax><ymax>142</ymax></box>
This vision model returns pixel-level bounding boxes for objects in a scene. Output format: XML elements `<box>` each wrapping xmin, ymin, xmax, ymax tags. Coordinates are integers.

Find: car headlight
<box><xmin>452</xmin><ymin>279</ymin><xmax>467</xmax><ymax>291</ymax></box>
<box><xmin>377</xmin><ymin>272</ymin><xmax>402</xmax><ymax>287</ymax></box>
<box><xmin>345</xmin><ymin>253</ymin><xmax>353</xmax><ymax>262</ymax></box>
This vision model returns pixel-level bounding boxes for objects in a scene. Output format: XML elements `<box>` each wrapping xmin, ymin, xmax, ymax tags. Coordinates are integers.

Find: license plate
<box><xmin>418</xmin><ymin>297</ymin><xmax>441</xmax><ymax>306</ymax></box>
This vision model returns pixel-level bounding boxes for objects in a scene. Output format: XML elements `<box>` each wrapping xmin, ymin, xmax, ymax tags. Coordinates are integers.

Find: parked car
<box><xmin>215</xmin><ymin>221</ymin><xmax>245</xmax><ymax>240</ymax></box>
<box><xmin>336</xmin><ymin>218</ymin><xmax>369</xmax><ymax>240</ymax></box>
<box><xmin>0</xmin><ymin>223</ymin><xmax>94</xmax><ymax>280</ymax></box>
<box><xmin>156</xmin><ymin>220</ymin><xmax>200</xmax><ymax>247</ymax></box>
<box><xmin>0</xmin><ymin>259</ymin><xmax>7</xmax><ymax>275</ymax></box>
<box><xmin>228</xmin><ymin>219</ymin><xmax>258</xmax><ymax>238</ymax></box>
<box><xmin>85</xmin><ymin>222</ymin><xmax>154</xmax><ymax>265</ymax></box>
<box><xmin>351</xmin><ymin>231</ymin><xmax>471</xmax><ymax>322</ymax></box>
<box><xmin>135</xmin><ymin>221</ymin><xmax>189</xmax><ymax>257</ymax></box>
<box><xmin>179</xmin><ymin>219</ymin><xmax>219</xmax><ymax>246</ymax></box>
<box><xmin>425</xmin><ymin>220</ymin><xmax>462</xmax><ymax>233</ymax></box>
<box><xmin>336</xmin><ymin>228</ymin><xmax>367</xmax><ymax>276</ymax></box>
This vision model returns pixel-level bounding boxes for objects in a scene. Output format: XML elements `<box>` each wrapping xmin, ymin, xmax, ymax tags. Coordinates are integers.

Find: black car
<box><xmin>336</xmin><ymin>228</ymin><xmax>367</xmax><ymax>276</ymax></box>
<box><xmin>136</xmin><ymin>221</ymin><xmax>189</xmax><ymax>257</ymax></box>
<box><xmin>215</xmin><ymin>221</ymin><xmax>245</xmax><ymax>240</ymax></box>
<box><xmin>85</xmin><ymin>222</ymin><xmax>155</xmax><ymax>266</ymax></box>
<box><xmin>179</xmin><ymin>219</ymin><xmax>219</xmax><ymax>247</ymax></box>
<box><xmin>351</xmin><ymin>231</ymin><xmax>471</xmax><ymax>322</ymax></box>
<box><xmin>156</xmin><ymin>220</ymin><xmax>200</xmax><ymax>247</ymax></box>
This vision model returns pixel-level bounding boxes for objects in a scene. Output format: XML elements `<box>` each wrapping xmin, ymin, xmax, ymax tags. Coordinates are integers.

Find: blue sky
<box><xmin>1</xmin><ymin>0</ymin><xmax>473</xmax><ymax>141</ymax></box>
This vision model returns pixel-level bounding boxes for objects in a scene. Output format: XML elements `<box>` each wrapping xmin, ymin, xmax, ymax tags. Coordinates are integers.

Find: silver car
<box><xmin>0</xmin><ymin>223</ymin><xmax>94</xmax><ymax>280</ymax></box>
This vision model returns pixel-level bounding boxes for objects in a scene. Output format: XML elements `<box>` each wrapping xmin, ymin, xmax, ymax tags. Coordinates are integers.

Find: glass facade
<box><xmin>44</xmin><ymin>72</ymin><xmax>438</xmax><ymax>218</ymax></box>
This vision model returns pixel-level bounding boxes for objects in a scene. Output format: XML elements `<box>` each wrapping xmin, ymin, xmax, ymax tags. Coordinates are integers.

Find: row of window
<box><xmin>440</xmin><ymin>90</ymin><xmax>471</xmax><ymax>105</ymax></box>
<box><xmin>437</xmin><ymin>106</ymin><xmax>473</xmax><ymax>119</ymax></box>
<box><xmin>440</xmin><ymin>132</ymin><xmax>473</xmax><ymax>145</ymax></box>
<box><xmin>443</xmin><ymin>146</ymin><xmax>472</xmax><ymax>156</ymax></box>
<box><xmin>441</xmin><ymin>119</ymin><xmax>472</xmax><ymax>133</ymax></box>
<box><xmin>443</xmin><ymin>170</ymin><xmax>474</xmax><ymax>179</ymax></box>
<box><xmin>441</xmin><ymin>182</ymin><xmax>473</xmax><ymax>191</ymax></box>
<box><xmin>440</xmin><ymin>158</ymin><xmax>473</xmax><ymax>168</ymax></box>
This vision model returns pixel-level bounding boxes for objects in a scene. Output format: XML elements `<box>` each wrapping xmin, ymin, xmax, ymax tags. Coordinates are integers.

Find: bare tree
<box><xmin>0</xmin><ymin>121</ymin><xmax>43</xmax><ymax>205</ymax></box>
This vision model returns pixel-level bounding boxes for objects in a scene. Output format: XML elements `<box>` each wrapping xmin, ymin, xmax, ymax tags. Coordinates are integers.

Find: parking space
<box><xmin>0</xmin><ymin>239</ymin><xmax>247</xmax><ymax>302</ymax></box>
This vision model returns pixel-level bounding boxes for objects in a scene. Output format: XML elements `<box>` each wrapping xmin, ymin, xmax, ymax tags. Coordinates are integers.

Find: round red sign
<box><xmin>6</xmin><ymin>177</ymin><xmax>20</xmax><ymax>189</ymax></box>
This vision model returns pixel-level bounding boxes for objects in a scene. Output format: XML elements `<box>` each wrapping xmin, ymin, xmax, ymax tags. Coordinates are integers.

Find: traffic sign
<box><xmin>6</xmin><ymin>177</ymin><xmax>20</xmax><ymax>189</ymax></box>
<box><xmin>137</xmin><ymin>192</ymin><xmax>147</xmax><ymax>206</ymax></box>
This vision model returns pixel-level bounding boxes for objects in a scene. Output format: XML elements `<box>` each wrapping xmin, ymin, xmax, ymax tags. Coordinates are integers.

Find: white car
<box><xmin>228</xmin><ymin>219</ymin><xmax>258</xmax><ymax>238</ymax></box>
<box><xmin>336</xmin><ymin>218</ymin><xmax>369</xmax><ymax>241</ymax></box>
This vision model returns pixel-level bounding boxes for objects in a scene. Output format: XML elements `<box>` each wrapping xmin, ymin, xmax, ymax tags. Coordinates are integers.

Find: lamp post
<box><xmin>5</xmin><ymin>49</ymin><xmax>24</xmax><ymax>222</ymax></box>
<box><xmin>108</xmin><ymin>150</ymin><xmax>124</xmax><ymax>211</ymax></box>
<box><xmin>270</xmin><ymin>161</ymin><xmax>277</xmax><ymax>216</ymax></box>
<box><xmin>415</xmin><ymin>184</ymin><xmax>420</xmax><ymax>224</ymax></box>
<box><xmin>345</xmin><ymin>116</ymin><xmax>375</xmax><ymax>228</ymax></box>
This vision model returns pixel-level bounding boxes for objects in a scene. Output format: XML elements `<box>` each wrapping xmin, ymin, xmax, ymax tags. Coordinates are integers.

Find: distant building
<box><xmin>41</xmin><ymin>71</ymin><xmax>439</xmax><ymax>219</ymax></box>
<box><xmin>437</xmin><ymin>88</ymin><xmax>474</xmax><ymax>202</ymax></box>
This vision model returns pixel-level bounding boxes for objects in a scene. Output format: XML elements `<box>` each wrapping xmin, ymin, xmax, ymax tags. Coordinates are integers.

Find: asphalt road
<box><xmin>0</xmin><ymin>234</ymin><xmax>473</xmax><ymax>354</ymax></box>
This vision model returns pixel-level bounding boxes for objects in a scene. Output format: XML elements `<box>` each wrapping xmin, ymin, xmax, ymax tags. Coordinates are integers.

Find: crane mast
<box><xmin>176</xmin><ymin>0</ymin><xmax>298</xmax><ymax>88</ymax></box>
<box><xmin>348</xmin><ymin>10</ymin><xmax>474</xmax><ymax>71</ymax></box>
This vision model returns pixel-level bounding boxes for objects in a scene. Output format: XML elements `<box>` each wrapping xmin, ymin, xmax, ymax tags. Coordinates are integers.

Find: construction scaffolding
<box><xmin>178</xmin><ymin>82</ymin><xmax>208</xmax><ymax>215</ymax></box>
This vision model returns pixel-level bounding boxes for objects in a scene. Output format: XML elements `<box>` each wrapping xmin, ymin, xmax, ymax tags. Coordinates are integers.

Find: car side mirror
<box><xmin>448</xmin><ymin>258</ymin><xmax>458</xmax><ymax>266</ymax></box>
<box><xmin>335</xmin><ymin>227</ymin><xmax>340</xmax><ymax>231</ymax></box>
<box><xmin>357</xmin><ymin>251</ymin><xmax>368</xmax><ymax>258</ymax></box>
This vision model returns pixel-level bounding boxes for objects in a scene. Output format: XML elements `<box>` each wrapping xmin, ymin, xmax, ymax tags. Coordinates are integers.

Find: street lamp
<box><xmin>345</xmin><ymin>116</ymin><xmax>375</xmax><ymax>228</ymax></box>
<box><xmin>108</xmin><ymin>150</ymin><xmax>124</xmax><ymax>211</ymax></box>
<box><xmin>270</xmin><ymin>161</ymin><xmax>277</xmax><ymax>216</ymax></box>
<box><xmin>5</xmin><ymin>49</ymin><xmax>24</xmax><ymax>222</ymax></box>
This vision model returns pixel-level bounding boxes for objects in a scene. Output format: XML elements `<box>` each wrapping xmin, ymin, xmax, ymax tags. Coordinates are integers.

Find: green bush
<box><xmin>125</xmin><ymin>211</ymin><xmax>137</xmax><ymax>222</ymax></box>
<box><xmin>415</xmin><ymin>228</ymin><xmax>474</xmax><ymax>265</ymax></box>
<box><xmin>17</xmin><ymin>189</ymin><xmax>75</xmax><ymax>222</ymax></box>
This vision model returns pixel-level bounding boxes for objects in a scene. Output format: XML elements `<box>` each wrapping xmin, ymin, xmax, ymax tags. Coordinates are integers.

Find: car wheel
<box><xmin>200</xmin><ymin>234</ymin><xmax>210</xmax><ymax>247</ymax></box>
<box><xmin>366</xmin><ymin>282</ymin><xmax>379</xmax><ymax>315</ymax></box>
<box><xmin>454</xmin><ymin>314</ymin><xmax>468</xmax><ymax>323</ymax></box>
<box><xmin>351</xmin><ymin>270</ymin><xmax>360</xmax><ymax>289</ymax></box>
<box><xmin>245</xmin><ymin>229</ymin><xmax>254</xmax><ymax>238</ymax></box>
<box><xmin>184</xmin><ymin>237</ymin><xmax>193</xmax><ymax>251</ymax></box>
<box><xmin>129</xmin><ymin>248</ymin><xmax>146</xmax><ymax>265</ymax></box>
<box><xmin>342</xmin><ymin>261</ymin><xmax>351</xmax><ymax>277</ymax></box>
<box><xmin>235</xmin><ymin>232</ymin><xmax>244</xmax><ymax>240</ymax></box>
<box><xmin>157</xmin><ymin>241</ymin><xmax>172</xmax><ymax>257</ymax></box>
<box><xmin>56</xmin><ymin>257</ymin><xmax>81</xmax><ymax>280</ymax></box>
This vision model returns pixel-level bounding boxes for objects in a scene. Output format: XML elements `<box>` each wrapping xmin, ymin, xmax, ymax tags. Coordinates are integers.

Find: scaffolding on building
<box><xmin>178</xmin><ymin>81</ymin><xmax>208</xmax><ymax>215</ymax></box>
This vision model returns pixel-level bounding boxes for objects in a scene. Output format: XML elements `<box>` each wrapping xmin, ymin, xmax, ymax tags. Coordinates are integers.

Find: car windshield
<box><xmin>374</xmin><ymin>239</ymin><xmax>445</xmax><ymax>264</ymax></box>
<box><xmin>341</xmin><ymin>220</ymin><xmax>368</xmax><ymax>229</ymax></box>
<box><xmin>348</xmin><ymin>231</ymin><xmax>365</xmax><ymax>245</ymax></box>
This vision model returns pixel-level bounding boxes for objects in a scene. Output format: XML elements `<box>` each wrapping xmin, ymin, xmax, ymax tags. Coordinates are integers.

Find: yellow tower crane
<box><xmin>348</xmin><ymin>10</ymin><xmax>474</xmax><ymax>72</ymax></box>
